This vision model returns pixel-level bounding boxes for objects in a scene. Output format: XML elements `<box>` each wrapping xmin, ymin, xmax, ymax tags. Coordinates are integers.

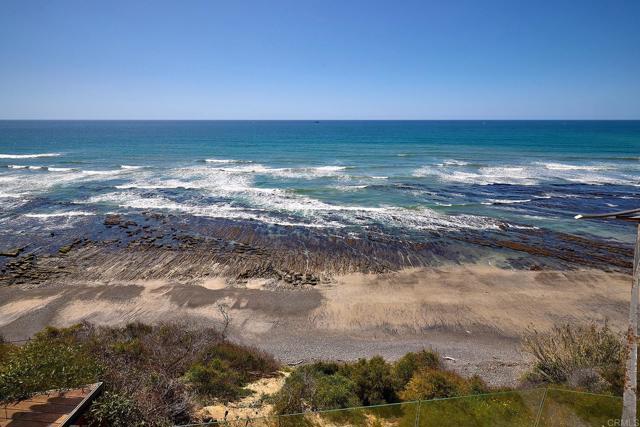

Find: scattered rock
<box><xmin>0</xmin><ymin>247</ymin><xmax>23</xmax><ymax>257</ymax></box>
<box><xmin>104</xmin><ymin>214</ymin><xmax>122</xmax><ymax>226</ymax></box>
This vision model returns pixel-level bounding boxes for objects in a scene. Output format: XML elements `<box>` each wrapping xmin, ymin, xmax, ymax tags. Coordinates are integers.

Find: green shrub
<box><xmin>303</xmin><ymin>361</ymin><xmax>342</xmax><ymax>376</ymax></box>
<box><xmin>0</xmin><ymin>329</ymin><xmax>101</xmax><ymax>403</ymax></box>
<box><xmin>346</xmin><ymin>356</ymin><xmax>397</xmax><ymax>405</ymax></box>
<box><xmin>313</xmin><ymin>374</ymin><xmax>360</xmax><ymax>410</ymax></box>
<box><xmin>393</xmin><ymin>349</ymin><xmax>441</xmax><ymax>388</ymax></box>
<box><xmin>399</xmin><ymin>369</ymin><xmax>468</xmax><ymax>400</ymax></box>
<box><xmin>184</xmin><ymin>358</ymin><xmax>247</xmax><ymax>401</ymax></box>
<box><xmin>110</xmin><ymin>338</ymin><xmax>146</xmax><ymax>361</ymax></box>
<box><xmin>0</xmin><ymin>341</ymin><xmax>18</xmax><ymax>366</ymax></box>
<box><xmin>201</xmin><ymin>341</ymin><xmax>279</xmax><ymax>383</ymax></box>
<box><xmin>273</xmin><ymin>362</ymin><xmax>361</xmax><ymax>414</ymax></box>
<box><xmin>272</xmin><ymin>368</ymin><xmax>311</xmax><ymax>414</ymax></box>
<box><xmin>467</xmin><ymin>374</ymin><xmax>489</xmax><ymax>394</ymax></box>
<box><xmin>88</xmin><ymin>391</ymin><xmax>145</xmax><ymax>427</ymax></box>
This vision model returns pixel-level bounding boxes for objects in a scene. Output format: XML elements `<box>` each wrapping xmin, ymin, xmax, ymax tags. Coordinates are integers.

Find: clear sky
<box><xmin>1</xmin><ymin>0</ymin><xmax>639</xmax><ymax>119</ymax></box>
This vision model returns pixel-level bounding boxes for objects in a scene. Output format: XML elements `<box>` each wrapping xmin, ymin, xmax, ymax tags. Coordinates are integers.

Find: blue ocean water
<box><xmin>1</xmin><ymin>121</ymin><xmax>639</xmax><ymax>243</ymax></box>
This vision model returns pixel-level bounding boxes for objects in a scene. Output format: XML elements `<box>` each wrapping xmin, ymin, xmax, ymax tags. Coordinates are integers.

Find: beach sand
<box><xmin>0</xmin><ymin>264</ymin><xmax>629</xmax><ymax>386</ymax></box>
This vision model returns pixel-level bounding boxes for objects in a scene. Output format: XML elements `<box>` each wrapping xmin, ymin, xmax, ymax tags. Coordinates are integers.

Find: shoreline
<box><xmin>0</xmin><ymin>263</ymin><xmax>629</xmax><ymax>386</ymax></box>
<box><xmin>0</xmin><ymin>212</ymin><xmax>633</xmax><ymax>288</ymax></box>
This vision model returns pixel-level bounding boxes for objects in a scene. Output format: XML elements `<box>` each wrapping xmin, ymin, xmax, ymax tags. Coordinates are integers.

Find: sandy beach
<box><xmin>0</xmin><ymin>262</ymin><xmax>630</xmax><ymax>386</ymax></box>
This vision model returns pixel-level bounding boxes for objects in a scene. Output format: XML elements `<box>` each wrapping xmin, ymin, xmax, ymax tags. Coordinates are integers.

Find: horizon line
<box><xmin>1</xmin><ymin>118</ymin><xmax>640</xmax><ymax>122</ymax></box>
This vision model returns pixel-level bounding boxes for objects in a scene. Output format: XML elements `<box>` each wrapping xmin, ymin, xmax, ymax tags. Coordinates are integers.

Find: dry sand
<box><xmin>0</xmin><ymin>264</ymin><xmax>630</xmax><ymax>386</ymax></box>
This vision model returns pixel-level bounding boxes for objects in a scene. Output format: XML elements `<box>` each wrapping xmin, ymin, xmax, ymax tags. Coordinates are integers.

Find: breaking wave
<box><xmin>204</xmin><ymin>158</ymin><xmax>249</xmax><ymax>164</ymax></box>
<box><xmin>481</xmin><ymin>199</ymin><xmax>532</xmax><ymax>205</ymax></box>
<box><xmin>83</xmin><ymin>184</ymin><xmax>507</xmax><ymax>232</ymax></box>
<box><xmin>25</xmin><ymin>211</ymin><xmax>95</xmax><ymax>219</ymax></box>
<box><xmin>210</xmin><ymin>163</ymin><xmax>351</xmax><ymax>179</ymax></box>
<box><xmin>413</xmin><ymin>161</ymin><xmax>638</xmax><ymax>186</ymax></box>
<box><xmin>0</xmin><ymin>152</ymin><xmax>61</xmax><ymax>159</ymax></box>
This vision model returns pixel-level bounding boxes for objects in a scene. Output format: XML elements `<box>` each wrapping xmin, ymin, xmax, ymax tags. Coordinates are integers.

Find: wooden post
<box><xmin>622</xmin><ymin>224</ymin><xmax>640</xmax><ymax>426</ymax></box>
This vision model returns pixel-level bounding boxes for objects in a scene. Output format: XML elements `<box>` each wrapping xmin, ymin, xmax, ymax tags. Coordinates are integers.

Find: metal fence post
<box><xmin>533</xmin><ymin>388</ymin><xmax>548</xmax><ymax>427</ymax></box>
<box><xmin>414</xmin><ymin>400</ymin><xmax>422</xmax><ymax>427</ymax></box>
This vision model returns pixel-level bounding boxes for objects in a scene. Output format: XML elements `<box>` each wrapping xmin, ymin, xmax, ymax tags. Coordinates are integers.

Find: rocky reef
<box><xmin>0</xmin><ymin>212</ymin><xmax>633</xmax><ymax>287</ymax></box>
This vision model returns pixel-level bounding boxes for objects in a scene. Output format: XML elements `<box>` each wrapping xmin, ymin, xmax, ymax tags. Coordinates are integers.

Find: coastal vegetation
<box><xmin>0</xmin><ymin>321</ymin><xmax>631</xmax><ymax>426</ymax></box>
<box><xmin>522</xmin><ymin>322</ymin><xmax>627</xmax><ymax>394</ymax></box>
<box><xmin>271</xmin><ymin>351</ymin><xmax>488</xmax><ymax>415</ymax></box>
<box><xmin>0</xmin><ymin>322</ymin><xmax>278</xmax><ymax>426</ymax></box>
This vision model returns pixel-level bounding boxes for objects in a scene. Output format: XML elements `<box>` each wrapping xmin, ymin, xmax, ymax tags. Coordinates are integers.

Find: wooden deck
<box><xmin>0</xmin><ymin>383</ymin><xmax>102</xmax><ymax>427</ymax></box>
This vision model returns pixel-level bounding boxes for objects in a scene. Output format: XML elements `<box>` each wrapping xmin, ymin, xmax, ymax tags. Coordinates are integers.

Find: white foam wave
<box><xmin>540</xmin><ymin>162</ymin><xmax>612</xmax><ymax>171</ymax></box>
<box><xmin>333</xmin><ymin>184</ymin><xmax>368</xmax><ymax>191</ymax></box>
<box><xmin>0</xmin><ymin>166</ymin><xmax>134</xmax><ymax>199</ymax></box>
<box><xmin>481</xmin><ymin>199</ymin><xmax>532</xmax><ymax>205</ymax></box>
<box><xmin>314</xmin><ymin>166</ymin><xmax>348</xmax><ymax>172</ymax></box>
<box><xmin>440</xmin><ymin>159</ymin><xmax>469</xmax><ymax>166</ymax></box>
<box><xmin>93</xmin><ymin>162</ymin><xmax>510</xmax><ymax>231</ymax></box>
<box><xmin>205</xmin><ymin>158</ymin><xmax>243</xmax><ymax>164</ymax></box>
<box><xmin>115</xmin><ymin>179</ymin><xmax>200</xmax><ymax>190</ymax></box>
<box><xmin>85</xmin><ymin>192</ymin><xmax>340</xmax><ymax>228</ymax></box>
<box><xmin>413</xmin><ymin>166</ymin><xmax>536</xmax><ymax>185</ymax></box>
<box><xmin>0</xmin><ymin>153</ymin><xmax>61</xmax><ymax>159</ymax></box>
<box><xmin>213</xmin><ymin>164</ymin><xmax>350</xmax><ymax>179</ymax></box>
<box><xmin>88</xmin><ymin>193</ymin><xmax>185</xmax><ymax>210</ymax></box>
<box><xmin>0</xmin><ymin>191</ymin><xmax>23</xmax><ymax>199</ymax></box>
<box><xmin>413</xmin><ymin>162</ymin><xmax>638</xmax><ymax>186</ymax></box>
<box><xmin>120</xmin><ymin>165</ymin><xmax>143</xmax><ymax>170</ymax></box>
<box><xmin>82</xmin><ymin>169</ymin><xmax>125</xmax><ymax>176</ymax></box>
<box><xmin>25</xmin><ymin>211</ymin><xmax>95</xmax><ymax>219</ymax></box>
<box><xmin>7</xmin><ymin>165</ymin><xmax>45</xmax><ymax>170</ymax></box>
<box><xmin>84</xmin><ymin>187</ymin><xmax>504</xmax><ymax>232</ymax></box>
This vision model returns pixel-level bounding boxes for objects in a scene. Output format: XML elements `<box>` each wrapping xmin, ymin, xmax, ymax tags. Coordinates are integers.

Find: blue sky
<box><xmin>0</xmin><ymin>0</ymin><xmax>639</xmax><ymax>119</ymax></box>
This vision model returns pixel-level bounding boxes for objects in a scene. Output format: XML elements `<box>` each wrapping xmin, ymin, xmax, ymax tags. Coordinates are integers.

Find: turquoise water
<box><xmin>1</xmin><ymin>121</ymin><xmax>639</xmax><ymax>242</ymax></box>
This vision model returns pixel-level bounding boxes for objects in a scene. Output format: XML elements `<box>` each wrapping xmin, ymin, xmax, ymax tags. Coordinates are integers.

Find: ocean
<box><xmin>1</xmin><ymin>120</ymin><xmax>639</xmax><ymax>244</ymax></box>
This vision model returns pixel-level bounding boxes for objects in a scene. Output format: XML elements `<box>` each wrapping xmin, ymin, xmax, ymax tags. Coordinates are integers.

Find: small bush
<box><xmin>522</xmin><ymin>322</ymin><xmax>624</xmax><ymax>394</ymax></box>
<box><xmin>184</xmin><ymin>358</ymin><xmax>247</xmax><ymax>400</ymax></box>
<box><xmin>313</xmin><ymin>374</ymin><xmax>360</xmax><ymax>410</ymax></box>
<box><xmin>272</xmin><ymin>368</ymin><xmax>312</xmax><ymax>414</ymax></box>
<box><xmin>400</xmin><ymin>369</ymin><xmax>469</xmax><ymax>400</ymax></box>
<box><xmin>273</xmin><ymin>362</ymin><xmax>361</xmax><ymax>414</ymax></box>
<box><xmin>393</xmin><ymin>349</ymin><xmax>441</xmax><ymax>388</ymax></box>
<box><xmin>88</xmin><ymin>391</ymin><xmax>145</xmax><ymax>427</ymax></box>
<box><xmin>201</xmin><ymin>341</ymin><xmax>279</xmax><ymax>383</ymax></box>
<box><xmin>345</xmin><ymin>356</ymin><xmax>397</xmax><ymax>405</ymax></box>
<box><xmin>0</xmin><ymin>329</ymin><xmax>101</xmax><ymax>403</ymax></box>
<box><xmin>110</xmin><ymin>338</ymin><xmax>146</xmax><ymax>361</ymax></box>
<box><xmin>467</xmin><ymin>374</ymin><xmax>489</xmax><ymax>394</ymax></box>
<box><xmin>0</xmin><ymin>341</ymin><xmax>18</xmax><ymax>366</ymax></box>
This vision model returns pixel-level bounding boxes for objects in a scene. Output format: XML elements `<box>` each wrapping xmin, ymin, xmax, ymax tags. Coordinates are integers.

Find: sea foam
<box><xmin>0</xmin><ymin>153</ymin><xmax>61</xmax><ymax>159</ymax></box>
<box><xmin>25</xmin><ymin>211</ymin><xmax>95</xmax><ymax>219</ymax></box>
